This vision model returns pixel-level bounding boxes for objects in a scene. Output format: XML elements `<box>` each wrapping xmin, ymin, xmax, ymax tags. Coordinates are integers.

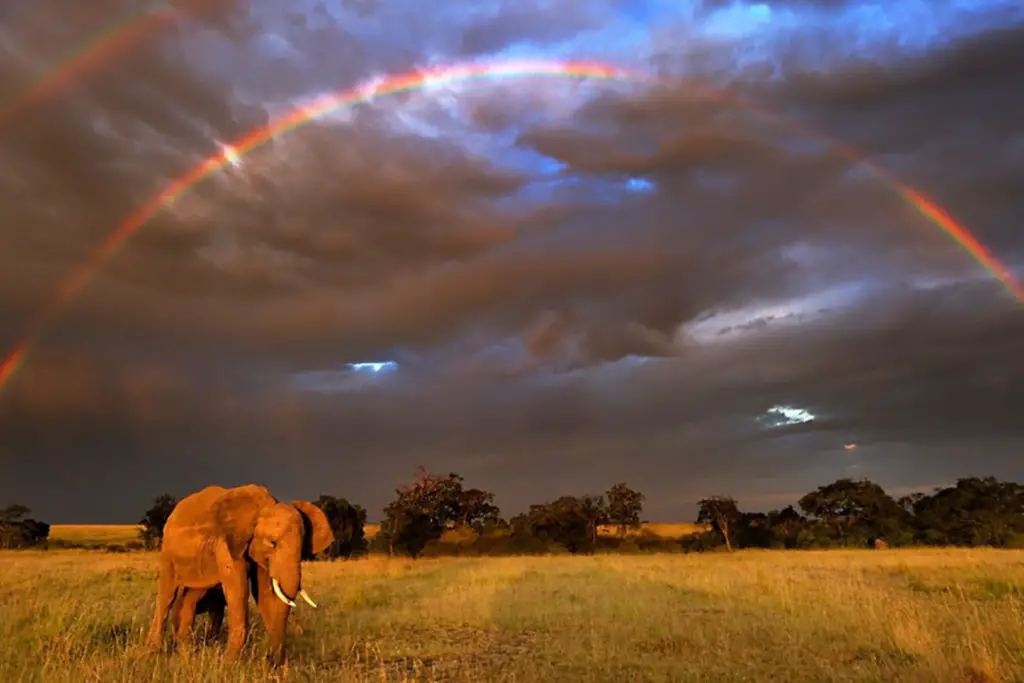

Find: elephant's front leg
<box><xmin>219</xmin><ymin>560</ymin><xmax>250</xmax><ymax>660</ymax></box>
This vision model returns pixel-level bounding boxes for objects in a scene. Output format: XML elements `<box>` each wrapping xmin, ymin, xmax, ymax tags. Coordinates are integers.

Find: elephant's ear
<box><xmin>212</xmin><ymin>485</ymin><xmax>275</xmax><ymax>560</ymax></box>
<box><xmin>292</xmin><ymin>500</ymin><xmax>335</xmax><ymax>558</ymax></box>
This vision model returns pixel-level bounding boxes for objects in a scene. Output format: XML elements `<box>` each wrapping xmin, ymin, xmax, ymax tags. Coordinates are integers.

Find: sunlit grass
<box><xmin>1</xmin><ymin>548</ymin><xmax>1021</xmax><ymax>681</ymax></box>
<box><xmin>49</xmin><ymin>525</ymin><xmax>143</xmax><ymax>547</ymax></box>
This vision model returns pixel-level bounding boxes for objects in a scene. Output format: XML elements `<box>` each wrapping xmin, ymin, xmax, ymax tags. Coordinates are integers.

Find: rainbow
<box><xmin>0</xmin><ymin>5</ymin><xmax>191</xmax><ymax>130</ymax></box>
<box><xmin>1</xmin><ymin>58</ymin><xmax>1021</xmax><ymax>393</ymax></box>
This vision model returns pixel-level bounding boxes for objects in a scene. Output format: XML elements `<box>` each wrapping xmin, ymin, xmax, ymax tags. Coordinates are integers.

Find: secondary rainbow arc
<box><xmin>0</xmin><ymin>58</ymin><xmax>1020</xmax><ymax>393</ymax></box>
<box><xmin>0</xmin><ymin>6</ymin><xmax>188</xmax><ymax>130</ymax></box>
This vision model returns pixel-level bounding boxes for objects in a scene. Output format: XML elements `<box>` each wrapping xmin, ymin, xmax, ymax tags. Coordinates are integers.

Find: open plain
<box><xmin>1</xmin><ymin>540</ymin><xmax>1022</xmax><ymax>682</ymax></box>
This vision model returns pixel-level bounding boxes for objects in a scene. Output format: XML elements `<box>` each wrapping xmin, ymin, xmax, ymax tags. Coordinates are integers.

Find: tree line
<box><xmin>0</xmin><ymin>504</ymin><xmax>50</xmax><ymax>549</ymax></box>
<box><xmin>4</xmin><ymin>470</ymin><xmax>1023</xmax><ymax>555</ymax></box>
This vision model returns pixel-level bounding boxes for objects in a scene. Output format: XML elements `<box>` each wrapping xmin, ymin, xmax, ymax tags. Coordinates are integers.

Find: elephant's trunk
<box><xmin>268</xmin><ymin>553</ymin><xmax>301</xmax><ymax>607</ymax></box>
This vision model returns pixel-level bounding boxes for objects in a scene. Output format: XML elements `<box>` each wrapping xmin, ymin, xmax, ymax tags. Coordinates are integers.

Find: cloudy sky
<box><xmin>1</xmin><ymin>0</ymin><xmax>1022</xmax><ymax>523</ymax></box>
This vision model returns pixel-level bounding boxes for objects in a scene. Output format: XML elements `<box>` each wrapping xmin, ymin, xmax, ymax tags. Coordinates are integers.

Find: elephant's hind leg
<box><xmin>146</xmin><ymin>555</ymin><xmax>180</xmax><ymax>651</ymax></box>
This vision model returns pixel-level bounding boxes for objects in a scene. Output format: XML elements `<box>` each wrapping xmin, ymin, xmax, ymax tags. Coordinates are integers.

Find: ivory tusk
<box><xmin>298</xmin><ymin>589</ymin><xmax>317</xmax><ymax>608</ymax></box>
<box><xmin>272</xmin><ymin>578</ymin><xmax>296</xmax><ymax>607</ymax></box>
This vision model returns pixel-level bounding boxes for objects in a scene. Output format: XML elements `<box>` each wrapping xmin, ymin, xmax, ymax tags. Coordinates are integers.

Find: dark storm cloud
<box><xmin>1</xmin><ymin>2</ymin><xmax>1022</xmax><ymax>522</ymax></box>
<box><xmin>516</xmin><ymin>18</ymin><xmax>1024</xmax><ymax>268</ymax></box>
<box><xmin>776</xmin><ymin>25</ymin><xmax>1024</xmax><ymax>113</ymax></box>
<box><xmin>3</xmin><ymin>279</ymin><xmax>1021</xmax><ymax>521</ymax></box>
<box><xmin>0</xmin><ymin>0</ymin><xmax>268</xmax><ymax>317</ymax></box>
<box><xmin>758</xmin><ymin>22</ymin><xmax>1024</xmax><ymax>257</ymax></box>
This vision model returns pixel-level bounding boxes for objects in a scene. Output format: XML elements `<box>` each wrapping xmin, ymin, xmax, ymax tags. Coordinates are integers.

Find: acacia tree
<box><xmin>696</xmin><ymin>496</ymin><xmax>742</xmax><ymax>551</ymax></box>
<box><xmin>605</xmin><ymin>483</ymin><xmax>644</xmax><ymax>537</ymax></box>
<box><xmin>379</xmin><ymin>467</ymin><xmax>500</xmax><ymax>556</ymax></box>
<box><xmin>798</xmin><ymin>478</ymin><xmax>910</xmax><ymax>547</ymax></box>
<box><xmin>138</xmin><ymin>494</ymin><xmax>177</xmax><ymax>549</ymax></box>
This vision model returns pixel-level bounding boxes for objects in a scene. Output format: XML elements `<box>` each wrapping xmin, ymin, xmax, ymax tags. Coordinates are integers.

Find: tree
<box><xmin>798</xmin><ymin>478</ymin><xmax>911</xmax><ymax>547</ymax></box>
<box><xmin>897</xmin><ymin>492</ymin><xmax>927</xmax><ymax>515</ymax></box>
<box><xmin>0</xmin><ymin>504</ymin><xmax>31</xmax><ymax>525</ymax></box>
<box><xmin>765</xmin><ymin>505</ymin><xmax>805</xmax><ymax>548</ymax></box>
<box><xmin>911</xmin><ymin>477</ymin><xmax>1024</xmax><ymax>547</ymax></box>
<box><xmin>696</xmin><ymin>496</ymin><xmax>742</xmax><ymax>551</ymax></box>
<box><xmin>314</xmin><ymin>495</ymin><xmax>368</xmax><ymax>559</ymax></box>
<box><xmin>735</xmin><ymin>512</ymin><xmax>771</xmax><ymax>548</ymax></box>
<box><xmin>380</xmin><ymin>500</ymin><xmax>436</xmax><ymax>557</ymax></box>
<box><xmin>397</xmin><ymin>467</ymin><xmax>465</xmax><ymax>528</ymax></box>
<box><xmin>379</xmin><ymin>468</ymin><xmax>499</xmax><ymax>557</ymax></box>
<box><xmin>579</xmin><ymin>494</ymin><xmax>608</xmax><ymax>546</ymax></box>
<box><xmin>518</xmin><ymin>496</ymin><xmax>594</xmax><ymax>554</ymax></box>
<box><xmin>456</xmin><ymin>488</ymin><xmax>500</xmax><ymax>532</ymax></box>
<box><xmin>0</xmin><ymin>504</ymin><xmax>50</xmax><ymax>549</ymax></box>
<box><xmin>139</xmin><ymin>494</ymin><xmax>178</xmax><ymax>550</ymax></box>
<box><xmin>605</xmin><ymin>482</ymin><xmax>644</xmax><ymax>537</ymax></box>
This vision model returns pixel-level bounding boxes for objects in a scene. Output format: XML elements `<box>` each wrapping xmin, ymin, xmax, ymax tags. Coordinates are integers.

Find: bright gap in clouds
<box><xmin>290</xmin><ymin>362</ymin><xmax>399</xmax><ymax>393</ymax></box>
<box><xmin>625</xmin><ymin>177</ymin><xmax>656</xmax><ymax>193</ymax></box>
<box><xmin>761</xmin><ymin>404</ymin><xmax>816</xmax><ymax>427</ymax></box>
<box><xmin>682</xmin><ymin>280</ymin><xmax>870</xmax><ymax>344</ymax></box>
<box><xmin>348</xmin><ymin>361</ymin><xmax>398</xmax><ymax>373</ymax></box>
<box><xmin>703</xmin><ymin>2</ymin><xmax>774</xmax><ymax>39</ymax></box>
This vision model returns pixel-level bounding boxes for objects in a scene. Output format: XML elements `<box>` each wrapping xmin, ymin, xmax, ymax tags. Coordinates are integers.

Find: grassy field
<box><xmin>1</xmin><ymin>549</ymin><xmax>1022</xmax><ymax>682</ymax></box>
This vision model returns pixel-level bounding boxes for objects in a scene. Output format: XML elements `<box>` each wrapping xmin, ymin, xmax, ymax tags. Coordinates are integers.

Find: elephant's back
<box><xmin>165</xmin><ymin>486</ymin><xmax>229</xmax><ymax>528</ymax></box>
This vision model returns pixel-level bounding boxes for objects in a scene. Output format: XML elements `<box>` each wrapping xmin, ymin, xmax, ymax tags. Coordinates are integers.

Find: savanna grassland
<box><xmin>2</xmin><ymin>535</ymin><xmax>1023</xmax><ymax>683</ymax></box>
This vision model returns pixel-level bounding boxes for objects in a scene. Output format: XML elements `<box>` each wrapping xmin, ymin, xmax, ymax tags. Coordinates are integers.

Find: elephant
<box><xmin>147</xmin><ymin>484</ymin><xmax>334</xmax><ymax>664</ymax></box>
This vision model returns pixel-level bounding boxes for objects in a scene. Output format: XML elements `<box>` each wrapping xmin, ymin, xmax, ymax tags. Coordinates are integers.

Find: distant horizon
<box><xmin>39</xmin><ymin>479</ymin><xmax>971</xmax><ymax>526</ymax></box>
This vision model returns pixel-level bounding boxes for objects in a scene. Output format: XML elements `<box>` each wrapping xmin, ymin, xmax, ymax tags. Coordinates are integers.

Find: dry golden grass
<box><xmin>49</xmin><ymin>525</ymin><xmax>143</xmax><ymax>546</ymax></box>
<box><xmin>1</xmin><ymin>548</ymin><xmax>1022</xmax><ymax>682</ymax></box>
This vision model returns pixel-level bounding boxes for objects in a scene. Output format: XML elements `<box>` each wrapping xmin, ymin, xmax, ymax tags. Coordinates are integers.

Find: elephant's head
<box><xmin>212</xmin><ymin>485</ymin><xmax>334</xmax><ymax>608</ymax></box>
